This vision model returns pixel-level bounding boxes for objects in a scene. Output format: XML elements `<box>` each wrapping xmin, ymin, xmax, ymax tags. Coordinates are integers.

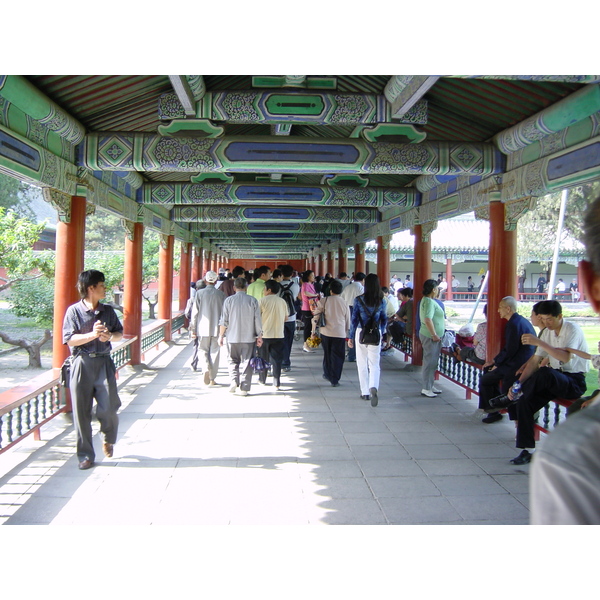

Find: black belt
<box><xmin>79</xmin><ymin>352</ymin><xmax>110</xmax><ymax>358</ymax></box>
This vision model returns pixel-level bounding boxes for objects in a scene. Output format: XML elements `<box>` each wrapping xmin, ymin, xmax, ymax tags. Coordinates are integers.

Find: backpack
<box><xmin>279</xmin><ymin>281</ymin><xmax>296</xmax><ymax>317</ymax></box>
<box><xmin>358</xmin><ymin>297</ymin><xmax>381</xmax><ymax>346</ymax></box>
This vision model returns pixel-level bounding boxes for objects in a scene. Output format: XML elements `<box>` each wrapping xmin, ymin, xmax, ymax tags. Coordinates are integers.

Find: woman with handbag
<box><xmin>300</xmin><ymin>270</ymin><xmax>320</xmax><ymax>353</ymax></box>
<box><xmin>348</xmin><ymin>273</ymin><xmax>387</xmax><ymax>406</ymax></box>
<box><xmin>419</xmin><ymin>279</ymin><xmax>445</xmax><ymax>397</ymax></box>
<box><xmin>311</xmin><ymin>280</ymin><xmax>351</xmax><ymax>387</ymax></box>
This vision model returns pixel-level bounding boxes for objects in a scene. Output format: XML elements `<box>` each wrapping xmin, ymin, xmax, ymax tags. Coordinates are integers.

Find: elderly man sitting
<box><xmin>478</xmin><ymin>296</ymin><xmax>536</xmax><ymax>424</ymax></box>
<box><xmin>489</xmin><ymin>299</ymin><xmax>589</xmax><ymax>464</ymax></box>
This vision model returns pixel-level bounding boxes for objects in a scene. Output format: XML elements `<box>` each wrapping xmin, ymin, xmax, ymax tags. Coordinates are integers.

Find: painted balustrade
<box><xmin>0</xmin><ymin>312</ymin><xmax>186</xmax><ymax>454</ymax></box>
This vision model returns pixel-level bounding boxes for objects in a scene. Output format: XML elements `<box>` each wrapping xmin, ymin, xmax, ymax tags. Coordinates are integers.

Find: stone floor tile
<box><xmin>366</xmin><ymin>476</ymin><xmax>441</xmax><ymax>499</ymax></box>
<box><xmin>379</xmin><ymin>496</ymin><xmax>463</xmax><ymax>524</ymax></box>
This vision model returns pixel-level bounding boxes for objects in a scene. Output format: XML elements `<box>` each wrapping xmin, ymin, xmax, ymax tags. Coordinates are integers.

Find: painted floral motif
<box><xmin>330</xmin><ymin>95</ymin><xmax>369</xmax><ymax>123</ymax></box>
<box><xmin>369</xmin><ymin>143</ymin><xmax>433</xmax><ymax>173</ymax></box>
<box><xmin>152</xmin><ymin>138</ymin><xmax>217</xmax><ymax>171</ymax></box>
<box><xmin>218</xmin><ymin>92</ymin><xmax>260</xmax><ymax>123</ymax></box>
<box><xmin>185</xmin><ymin>184</ymin><xmax>230</xmax><ymax>203</ymax></box>
<box><xmin>158</xmin><ymin>93</ymin><xmax>185</xmax><ymax>120</ymax></box>
<box><xmin>329</xmin><ymin>188</ymin><xmax>374</xmax><ymax>206</ymax></box>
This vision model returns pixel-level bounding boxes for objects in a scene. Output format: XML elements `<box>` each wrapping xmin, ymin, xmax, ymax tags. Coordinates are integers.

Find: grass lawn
<box><xmin>582</xmin><ymin>324</ymin><xmax>600</xmax><ymax>391</ymax></box>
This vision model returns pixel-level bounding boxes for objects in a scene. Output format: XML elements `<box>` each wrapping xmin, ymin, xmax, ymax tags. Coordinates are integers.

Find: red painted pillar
<box><xmin>354</xmin><ymin>243</ymin><xmax>366</xmax><ymax>274</ymax></box>
<box><xmin>124</xmin><ymin>222</ymin><xmax>144</xmax><ymax>365</ymax></box>
<box><xmin>191</xmin><ymin>246</ymin><xmax>201</xmax><ymax>283</ymax></box>
<box><xmin>338</xmin><ymin>247</ymin><xmax>348</xmax><ymax>276</ymax></box>
<box><xmin>328</xmin><ymin>250</ymin><xmax>336</xmax><ymax>276</ymax></box>
<box><xmin>487</xmin><ymin>202</ymin><xmax>517</xmax><ymax>362</ymax></box>
<box><xmin>314</xmin><ymin>254</ymin><xmax>321</xmax><ymax>276</ymax></box>
<box><xmin>158</xmin><ymin>234</ymin><xmax>174</xmax><ymax>341</ymax></box>
<box><xmin>52</xmin><ymin>196</ymin><xmax>87</xmax><ymax>369</ymax></box>
<box><xmin>376</xmin><ymin>236</ymin><xmax>391</xmax><ymax>288</ymax></box>
<box><xmin>179</xmin><ymin>242</ymin><xmax>192</xmax><ymax>311</ymax></box>
<box><xmin>445</xmin><ymin>257</ymin><xmax>453</xmax><ymax>301</ymax></box>
<box><xmin>412</xmin><ymin>225</ymin><xmax>432</xmax><ymax>367</ymax></box>
<box><xmin>323</xmin><ymin>252</ymin><xmax>330</xmax><ymax>276</ymax></box>
<box><xmin>202</xmin><ymin>248</ymin><xmax>209</xmax><ymax>275</ymax></box>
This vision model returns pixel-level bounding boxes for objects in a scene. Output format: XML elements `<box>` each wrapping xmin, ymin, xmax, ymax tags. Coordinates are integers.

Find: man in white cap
<box><xmin>190</xmin><ymin>271</ymin><xmax>226</xmax><ymax>385</ymax></box>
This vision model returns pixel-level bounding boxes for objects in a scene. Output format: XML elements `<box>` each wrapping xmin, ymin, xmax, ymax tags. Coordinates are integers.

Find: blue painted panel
<box><xmin>447</xmin><ymin>179</ymin><xmax>457</xmax><ymax>194</ymax></box>
<box><xmin>243</xmin><ymin>207</ymin><xmax>310</xmax><ymax>220</ymax></box>
<box><xmin>249</xmin><ymin>233</ymin><xmax>294</xmax><ymax>239</ymax></box>
<box><xmin>0</xmin><ymin>130</ymin><xmax>41</xmax><ymax>170</ymax></box>
<box><xmin>236</xmin><ymin>185</ymin><xmax>324</xmax><ymax>202</ymax></box>
<box><xmin>390</xmin><ymin>216</ymin><xmax>402</xmax><ymax>231</ymax></box>
<box><xmin>152</xmin><ymin>216</ymin><xmax>162</xmax><ymax>228</ymax></box>
<box><xmin>225</xmin><ymin>142</ymin><xmax>360</xmax><ymax>164</ymax></box>
<box><xmin>547</xmin><ymin>143</ymin><xmax>600</xmax><ymax>180</ymax></box>
<box><xmin>247</xmin><ymin>222</ymin><xmax>299</xmax><ymax>230</ymax></box>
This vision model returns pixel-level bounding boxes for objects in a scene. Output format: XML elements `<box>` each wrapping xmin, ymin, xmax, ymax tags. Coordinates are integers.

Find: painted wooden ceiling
<box><xmin>22</xmin><ymin>75</ymin><xmax>585</xmax><ymax>258</ymax></box>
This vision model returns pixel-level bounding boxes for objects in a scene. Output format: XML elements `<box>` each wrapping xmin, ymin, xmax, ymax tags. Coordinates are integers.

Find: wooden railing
<box><xmin>0</xmin><ymin>311</ymin><xmax>187</xmax><ymax>454</ymax></box>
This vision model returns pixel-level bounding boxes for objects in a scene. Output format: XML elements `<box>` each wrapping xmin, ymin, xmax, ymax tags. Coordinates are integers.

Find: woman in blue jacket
<box><xmin>348</xmin><ymin>273</ymin><xmax>387</xmax><ymax>407</ymax></box>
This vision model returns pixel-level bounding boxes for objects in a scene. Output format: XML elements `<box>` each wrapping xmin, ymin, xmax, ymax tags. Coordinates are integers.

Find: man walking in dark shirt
<box><xmin>62</xmin><ymin>270</ymin><xmax>123</xmax><ymax>470</ymax></box>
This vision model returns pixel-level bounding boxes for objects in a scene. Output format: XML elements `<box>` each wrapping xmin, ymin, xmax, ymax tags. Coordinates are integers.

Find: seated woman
<box><xmin>454</xmin><ymin>304</ymin><xmax>487</xmax><ymax>365</ymax></box>
<box><xmin>390</xmin><ymin>287</ymin><xmax>413</xmax><ymax>344</ymax></box>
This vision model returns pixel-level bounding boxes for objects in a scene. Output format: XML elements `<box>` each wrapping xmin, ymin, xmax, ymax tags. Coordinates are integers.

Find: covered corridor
<box><xmin>0</xmin><ymin>332</ymin><xmax>531</xmax><ymax>526</ymax></box>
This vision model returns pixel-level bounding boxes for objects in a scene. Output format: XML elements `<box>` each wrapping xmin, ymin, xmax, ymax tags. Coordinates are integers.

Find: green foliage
<box><xmin>517</xmin><ymin>182</ymin><xmax>600</xmax><ymax>273</ymax></box>
<box><xmin>444</xmin><ymin>306</ymin><xmax>459</xmax><ymax>318</ymax></box>
<box><xmin>0</xmin><ymin>207</ymin><xmax>54</xmax><ymax>290</ymax></box>
<box><xmin>84</xmin><ymin>251</ymin><xmax>124</xmax><ymax>300</ymax></box>
<box><xmin>85</xmin><ymin>210</ymin><xmax>125</xmax><ymax>251</ymax></box>
<box><xmin>143</xmin><ymin>230</ymin><xmax>160</xmax><ymax>286</ymax></box>
<box><xmin>0</xmin><ymin>172</ymin><xmax>35</xmax><ymax>220</ymax></box>
<box><xmin>9</xmin><ymin>277</ymin><xmax>55</xmax><ymax>326</ymax></box>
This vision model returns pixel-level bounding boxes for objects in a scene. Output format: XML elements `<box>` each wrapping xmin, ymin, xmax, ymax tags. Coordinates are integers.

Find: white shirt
<box><xmin>384</xmin><ymin>295</ymin><xmax>399</xmax><ymax>317</ymax></box>
<box><xmin>451</xmin><ymin>278</ymin><xmax>460</xmax><ymax>289</ymax></box>
<box><xmin>536</xmin><ymin>319</ymin><xmax>589</xmax><ymax>373</ymax></box>
<box><xmin>341</xmin><ymin>281</ymin><xmax>364</xmax><ymax>307</ymax></box>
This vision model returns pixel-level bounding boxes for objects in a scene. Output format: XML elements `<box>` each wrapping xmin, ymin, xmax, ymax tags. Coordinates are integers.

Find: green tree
<box><xmin>516</xmin><ymin>182</ymin><xmax>598</xmax><ymax>275</ymax></box>
<box><xmin>0</xmin><ymin>208</ymin><xmax>54</xmax><ymax>367</ymax></box>
<box><xmin>85</xmin><ymin>210</ymin><xmax>126</xmax><ymax>251</ymax></box>
<box><xmin>0</xmin><ymin>171</ymin><xmax>35</xmax><ymax>220</ymax></box>
<box><xmin>0</xmin><ymin>207</ymin><xmax>54</xmax><ymax>292</ymax></box>
<box><xmin>9</xmin><ymin>277</ymin><xmax>55</xmax><ymax>326</ymax></box>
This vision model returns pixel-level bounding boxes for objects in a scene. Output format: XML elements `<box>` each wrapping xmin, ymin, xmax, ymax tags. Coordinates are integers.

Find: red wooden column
<box><xmin>445</xmin><ymin>257</ymin><xmax>453</xmax><ymax>301</ymax></box>
<box><xmin>328</xmin><ymin>250</ymin><xmax>336</xmax><ymax>276</ymax></box>
<box><xmin>191</xmin><ymin>246</ymin><xmax>201</xmax><ymax>283</ymax></box>
<box><xmin>123</xmin><ymin>222</ymin><xmax>144</xmax><ymax>365</ymax></box>
<box><xmin>179</xmin><ymin>242</ymin><xmax>192</xmax><ymax>311</ymax></box>
<box><xmin>210</xmin><ymin>252</ymin><xmax>217</xmax><ymax>272</ymax></box>
<box><xmin>486</xmin><ymin>201</ymin><xmax>517</xmax><ymax>362</ymax></box>
<box><xmin>338</xmin><ymin>247</ymin><xmax>348</xmax><ymax>276</ymax></box>
<box><xmin>158</xmin><ymin>234</ymin><xmax>174</xmax><ymax>341</ymax></box>
<box><xmin>52</xmin><ymin>195</ymin><xmax>86</xmax><ymax>369</ymax></box>
<box><xmin>412</xmin><ymin>225</ymin><xmax>432</xmax><ymax>367</ymax></box>
<box><xmin>376</xmin><ymin>235</ymin><xmax>391</xmax><ymax>287</ymax></box>
<box><xmin>314</xmin><ymin>253</ymin><xmax>321</xmax><ymax>276</ymax></box>
<box><xmin>354</xmin><ymin>243</ymin><xmax>366</xmax><ymax>274</ymax></box>
<box><xmin>323</xmin><ymin>252</ymin><xmax>330</xmax><ymax>276</ymax></box>
<box><xmin>202</xmin><ymin>248</ymin><xmax>210</xmax><ymax>275</ymax></box>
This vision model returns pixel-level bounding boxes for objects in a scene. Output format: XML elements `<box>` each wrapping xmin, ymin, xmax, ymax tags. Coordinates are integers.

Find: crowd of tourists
<box><xmin>61</xmin><ymin>194</ymin><xmax>600</xmax><ymax>524</ymax></box>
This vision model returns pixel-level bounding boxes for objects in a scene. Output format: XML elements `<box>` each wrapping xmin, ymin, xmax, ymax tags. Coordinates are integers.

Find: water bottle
<box><xmin>510</xmin><ymin>381</ymin><xmax>523</xmax><ymax>400</ymax></box>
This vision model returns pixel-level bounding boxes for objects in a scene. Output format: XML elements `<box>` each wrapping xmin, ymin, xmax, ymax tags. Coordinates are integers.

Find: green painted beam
<box><xmin>84</xmin><ymin>133</ymin><xmax>504</xmax><ymax>176</ymax></box>
<box><xmin>141</xmin><ymin>181</ymin><xmax>419</xmax><ymax>208</ymax></box>
<box><xmin>0</xmin><ymin>75</ymin><xmax>85</xmax><ymax>144</ymax></box>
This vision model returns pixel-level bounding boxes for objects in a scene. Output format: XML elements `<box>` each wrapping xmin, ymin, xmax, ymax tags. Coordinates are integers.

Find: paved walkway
<box><xmin>0</xmin><ymin>333</ymin><xmax>531</xmax><ymax>525</ymax></box>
